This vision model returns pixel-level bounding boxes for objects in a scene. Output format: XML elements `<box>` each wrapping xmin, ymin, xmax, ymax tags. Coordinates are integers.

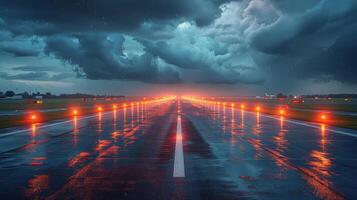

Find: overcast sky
<box><xmin>0</xmin><ymin>0</ymin><xmax>356</xmax><ymax>95</ymax></box>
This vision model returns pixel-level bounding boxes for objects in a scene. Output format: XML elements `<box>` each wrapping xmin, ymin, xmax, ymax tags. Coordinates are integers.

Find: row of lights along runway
<box><xmin>28</xmin><ymin>97</ymin><xmax>176</xmax><ymax>126</ymax></box>
<box><xmin>27</xmin><ymin>96</ymin><xmax>329</xmax><ymax>131</ymax></box>
<box><xmin>182</xmin><ymin>97</ymin><xmax>329</xmax><ymax>125</ymax></box>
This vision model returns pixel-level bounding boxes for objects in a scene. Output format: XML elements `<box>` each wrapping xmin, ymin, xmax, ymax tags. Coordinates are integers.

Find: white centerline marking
<box><xmin>173</xmin><ymin>114</ymin><xmax>185</xmax><ymax>178</ymax></box>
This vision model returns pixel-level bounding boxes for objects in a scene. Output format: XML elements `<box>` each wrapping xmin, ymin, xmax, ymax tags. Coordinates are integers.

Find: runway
<box><xmin>0</xmin><ymin>99</ymin><xmax>356</xmax><ymax>199</ymax></box>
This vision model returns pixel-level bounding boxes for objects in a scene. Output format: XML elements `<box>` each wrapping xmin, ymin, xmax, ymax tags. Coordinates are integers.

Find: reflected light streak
<box><xmin>113</xmin><ymin>110</ymin><xmax>117</xmax><ymax>131</ymax></box>
<box><xmin>73</xmin><ymin>116</ymin><xmax>78</xmax><ymax>133</ymax></box>
<box><xmin>217</xmin><ymin>102</ymin><xmax>220</xmax><ymax>119</ymax></box>
<box><xmin>231</xmin><ymin>106</ymin><xmax>235</xmax><ymax>134</ymax></box>
<box><xmin>213</xmin><ymin>102</ymin><xmax>216</xmax><ymax>120</ymax></box>
<box><xmin>73</xmin><ymin>116</ymin><xmax>78</xmax><ymax>145</ymax></box>
<box><xmin>131</xmin><ymin>104</ymin><xmax>134</xmax><ymax>129</ymax></box>
<box><xmin>123</xmin><ymin>106</ymin><xmax>127</xmax><ymax>133</ymax></box>
<box><xmin>32</xmin><ymin>123</ymin><xmax>36</xmax><ymax>137</ymax></box>
<box><xmin>223</xmin><ymin>104</ymin><xmax>226</xmax><ymax>133</ymax></box>
<box><xmin>303</xmin><ymin>123</ymin><xmax>337</xmax><ymax>200</ymax></box>
<box><xmin>97</xmin><ymin>112</ymin><xmax>102</xmax><ymax>133</ymax></box>
<box><xmin>253</xmin><ymin>111</ymin><xmax>262</xmax><ymax>137</ymax></box>
<box><xmin>137</xmin><ymin>102</ymin><xmax>140</xmax><ymax>121</ymax></box>
<box><xmin>241</xmin><ymin>109</ymin><xmax>244</xmax><ymax>129</ymax></box>
<box><xmin>321</xmin><ymin>124</ymin><xmax>326</xmax><ymax>150</ymax></box>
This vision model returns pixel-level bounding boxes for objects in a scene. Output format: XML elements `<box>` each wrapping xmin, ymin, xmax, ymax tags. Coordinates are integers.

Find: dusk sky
<box><xmin>0</xmin><ymin>0</ymin><xmax>357</xmax><ymax>95</ymax></box>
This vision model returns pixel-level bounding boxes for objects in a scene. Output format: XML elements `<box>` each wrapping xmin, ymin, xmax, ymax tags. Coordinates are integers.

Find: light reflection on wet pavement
<box><xmin>0</xmin><ymin>99</ymin><xmax>356</xmax><ymax>199</ymax></box>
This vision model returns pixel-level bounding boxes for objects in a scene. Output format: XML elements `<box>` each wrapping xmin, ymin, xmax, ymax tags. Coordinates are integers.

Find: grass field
<box><xmin>0</xmin><ymin>97</ymin><xmax>142</xmax><ymax>129</ymax></box>
<box><xmin>226</xmin><ymin>98</ymin><xmax>357</xmax><ymax>130</ymax></box>
<box><xmin>0</xmin><ymin>98</ymin><xmax>123</xmax><ymax>111</ymax></box>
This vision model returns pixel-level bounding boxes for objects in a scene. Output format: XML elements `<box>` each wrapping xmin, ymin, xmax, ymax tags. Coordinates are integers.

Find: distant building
<box><xmin>25</xmin><ymin>95</ymin><xmax>43</xmax><ymax>104</ymax></box>
<box><xmin>264</xmin><ymin>93</ymin><xmax>276</xmax><ymax>99</ymax></box>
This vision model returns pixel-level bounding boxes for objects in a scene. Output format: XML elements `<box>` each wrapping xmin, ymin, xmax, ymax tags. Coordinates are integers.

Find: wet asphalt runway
<box><xmin>0</xmin><ymin>99</ymin><xmax>357</xmax><ymax>199</ymax></box>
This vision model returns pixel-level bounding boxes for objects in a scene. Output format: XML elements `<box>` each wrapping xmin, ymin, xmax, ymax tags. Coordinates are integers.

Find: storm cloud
<box><xmin>0</xmin><ymin>0</ymin><xmax>357</xmax><ymax>92</ymax></box>
<box><xmin>1</xmin><ymin>46</ymin><xmax>40</xmax><ymax>57</ymax></box>
<box><xmin>0</xmin><ymin>71</ymin><xmax>72</xmax><ymax>81</ymax></box>
<box><xmin>44</xmin><ymin>33</ymin><xmax>182</xmax><ymax>83</ymax></box>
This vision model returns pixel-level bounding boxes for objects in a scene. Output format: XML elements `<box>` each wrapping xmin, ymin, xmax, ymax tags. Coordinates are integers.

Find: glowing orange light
<box><xmin>279</xmin><ymin>109</ymin><xmax>285</xmax><ymax>115</ymax></box>
<box><xmin>123</xmin><ymin>104</ymin><xmax>127</xmax><ymax>107</ymax></box>
<box><xmin>113</xmin><ymin>105</ymin><xmax>117</xmax><ymax>109</ymax></box>
<box><xmin>31</xmin><ymin>114</ymin><xmax>37</xmax><ymax>120</ymax></box>
<box><xmin>73</xmin><ymin>109</ymin><xmax>78</xmax><ymax>116</ymax></box>
<box><xmin>241</xmin><ymin>104</ymin><xmax>245</xmax><ymax>109</ymax></box>
<box><xmin>321</xmin><ymin>114</ymin><xmax>327</xmax><ymax>120</ymax></box>
<box><xmin>97</xmin><ymin>106</ymin><xmax>103</xmax><ymax>112</ymax></box>
<box><xmin>131</xmin><ymin>103</ymin><xmax>134</xmax><ymax>106</ymax></box>
<box><xmin>231</xmin><ymin>103</ymin><xmax>234</xmax><ymax>107</ymax></box>
<box><xmin>256</xmin><ymin>106</ymin><xmax>261</xmax><ymax>112</ymax></box>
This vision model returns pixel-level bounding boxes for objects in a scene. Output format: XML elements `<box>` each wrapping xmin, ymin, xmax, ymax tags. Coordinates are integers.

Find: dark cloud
<box><xmin>0</xmin><ymin>0</ymin><xmax>231</xmax><ymax>36</ymax></box>
<box><xmin>0</xmin><ymin>0</ymin><xmax>357</xmax><ymax>91</ymax></box>
<box><xmin>140</xmin><ymin>39</ymin><xmax>264</xmax><ymax>84</ymax></box>
<box><xmin>140</xmin><ymin>40</ymin><xmax>210</xmax><ymax>70</ymax></box>
<box><xmin>44</xmin><ymin>33</ymin><xmax>182</xmax><ymax>83</ymax></box>
<box><xmin>12</xmin><ymin>65</ymin><xmax>63</xmax><ymax>72</ymax></box>
<box><xmin>295</xmin><ymin>25</ymin><xmax>357</xmax><ymax>84</ymax></box>
<box><xmin>1</xmin><ymin>46</ymin><xmax>40</xmax><ymax>57</ymax></box>
<box><xmin>0</xmin><ymin>71</ymin><xmax>72</xmax><ymax>81</ymax></box>
<box><xmin>248</xmin><ymin>0</ymin><xmax>357</xmax><ymax>85</ymax></box>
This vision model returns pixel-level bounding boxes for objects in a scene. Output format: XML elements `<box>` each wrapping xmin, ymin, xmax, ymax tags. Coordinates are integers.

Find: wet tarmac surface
<box><xmin>0</xmin><ymin>99</ymin><xmax>357</xmax><ymax>199</ymax></box>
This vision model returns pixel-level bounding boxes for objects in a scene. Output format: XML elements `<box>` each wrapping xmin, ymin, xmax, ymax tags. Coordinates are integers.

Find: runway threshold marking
<box><xmin>173</xmin><ymin>110</ymin><xmax>185</xmax><ymax>177</ymax></box>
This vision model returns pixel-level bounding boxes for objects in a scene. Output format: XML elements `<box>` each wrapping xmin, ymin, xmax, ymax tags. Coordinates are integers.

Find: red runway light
<box><xmin>29</xmin><ymin>113</ymin><xmax>39</xmax><ymax>124</ymax></box>
<box><xmin>321</xmin><ymin>114</ymin><xmax>327</xmax><ymax>120</ymax></box>
<box><xmin>279</xmin><ymin>109</ymin><xmax>285</xmax><ymax>115</ymax></box>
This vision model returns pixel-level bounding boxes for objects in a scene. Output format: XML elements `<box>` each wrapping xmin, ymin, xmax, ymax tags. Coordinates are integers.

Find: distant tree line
<box><xmin>302</xmin><ymin>94</ymin><xmax>357</xmax><ymax>98</ymax></box>
<box><xmin>267</xmin><ymin>93</ymin><xmax>357</xmax><ymax>99</ymax></box>
<box><xmin>0</xmin><ymin>90</ymin><xmax>125</xmax><ymax>99</ymax></box>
